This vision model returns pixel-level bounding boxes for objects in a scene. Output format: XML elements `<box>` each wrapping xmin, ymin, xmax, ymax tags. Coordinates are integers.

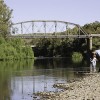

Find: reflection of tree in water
<box><xmin>34</xmin><ymin>58</ymin><xmax>92</xmax><ymax>80</ymax></box>
<box><xmin>0</xmin><ymin>59</ymin><xmax>34</xmax><ymax>100</ymax></box>
<box><xmin>34</xmin><ymin>58</ymin><xmax>90</xmax><ymax>72</ymax></box>
<box><xmin>34</xmin><ymin>58</ymin><xmax>73</xmax><ymax>69</ymax></box>
<box><xmin>0</xmin><ymin>71</ymin><xmax>11</xmax><ymax>100</ymax></box>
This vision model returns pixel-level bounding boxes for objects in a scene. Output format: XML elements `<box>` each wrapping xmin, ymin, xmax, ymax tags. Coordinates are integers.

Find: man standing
<box><xmin>90</xmin><ymin>55</ymin><xmax>97</xmax><ymax>72</ymax></box>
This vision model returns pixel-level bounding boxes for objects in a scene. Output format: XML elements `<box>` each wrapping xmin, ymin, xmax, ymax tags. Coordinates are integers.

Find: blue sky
<box><xmin>4</xmin><ymin>0</ymin><xmax>100</xmax><ymax>26</ymax></box>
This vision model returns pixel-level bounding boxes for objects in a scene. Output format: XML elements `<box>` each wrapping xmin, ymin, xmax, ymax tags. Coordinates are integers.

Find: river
<box><xmin>0</xmin><ymin>58</ymin><xmax>99</xmax><ymax>100</ymax></box>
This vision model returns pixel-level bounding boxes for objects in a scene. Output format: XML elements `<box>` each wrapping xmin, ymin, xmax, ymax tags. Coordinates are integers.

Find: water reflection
<box><xmin>0</xmin><ymin>60</ymin><xmax>34</xmax><ymax>100</ymax></box>
<box><xmin>0</xmin><ymin>58</ymin><xmax>99</xmax><ymax>100</ymax></box>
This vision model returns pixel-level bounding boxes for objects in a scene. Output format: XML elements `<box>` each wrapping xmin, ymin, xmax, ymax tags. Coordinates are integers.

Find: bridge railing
<box><xmin>9</xmin><ymin>20</ymin><xmax>89</xmax><ymax>38</ymax></box>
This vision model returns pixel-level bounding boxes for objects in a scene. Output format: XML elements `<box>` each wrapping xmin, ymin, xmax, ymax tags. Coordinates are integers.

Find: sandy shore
<box><xmin>36</xmin><ymin>73</ymin><xmax>100</xmax><ymax>100</ymax></box>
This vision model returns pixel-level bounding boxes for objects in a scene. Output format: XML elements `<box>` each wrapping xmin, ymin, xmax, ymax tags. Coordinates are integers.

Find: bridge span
<box><xmin>9</xmin><ymin>20</ymin><xmax>100</xmax><ymax>50</ymax></box>
<box><xmin>10</xmin><ymin>20</ymin><xmax>87</xmax><ymax>37</ymax></box>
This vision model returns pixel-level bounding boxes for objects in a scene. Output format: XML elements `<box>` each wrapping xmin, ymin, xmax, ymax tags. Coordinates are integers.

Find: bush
<box><xmin>72</xmin><ymin>52</ymin><xmax>83</xmax><ymax>63</ymax></box>
<box><xmin>0</xmin><ymin>37</ymin><xmax>34</xmax><ymax>60</ymax></box>
<box><xmin>22</xmin><ymin>46</ymin><xmax>34</xmax><ymax>59</ymax></box>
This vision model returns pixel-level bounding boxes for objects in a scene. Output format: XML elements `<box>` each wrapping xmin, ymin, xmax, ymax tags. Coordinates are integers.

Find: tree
<box><xmin>0</xmin><ymin>0</ymin><xmax>12</xmax><ymax>37</ymax></box>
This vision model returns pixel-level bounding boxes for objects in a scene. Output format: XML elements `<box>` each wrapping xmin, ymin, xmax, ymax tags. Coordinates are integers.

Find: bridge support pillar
<box><xmin>87</xmin><ymin>37</ymin><xmax>92</xmax><ymax>50</ymax></box>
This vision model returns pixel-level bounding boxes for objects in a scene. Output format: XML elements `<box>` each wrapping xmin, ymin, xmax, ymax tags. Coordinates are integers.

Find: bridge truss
<box><xmin>10</xmin><ymin>20</ymin><xmax>89</xmax><ymax>38</ymax></box>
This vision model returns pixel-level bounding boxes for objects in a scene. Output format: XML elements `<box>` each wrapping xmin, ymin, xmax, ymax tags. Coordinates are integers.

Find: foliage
<box><xmin>34</xmin><ymin>38</ymin><xmax>73</xmax><ymax>57</ymax></box>
<box><xmin>72</xmin><ymin>52</ymin><xmax>83</xmax><ymax>63</ymax></box>
<box><xmin>0</xmin><ymin>37</ymin><xmax>34</xmax><ymax>60</ymax></box>
<box><xmin>83</xmin><ymin>21</ymin><xmax>100</xmax><ymax>34</ymax></box>
<box><xmin>0</xmin><ymin>1</ymin><xmax>34</xmax><ymax>60</ymax></box>
<box><xmin>83</xmin><ymin>21</ymin><xmax>100</xmax><ymax>49</ymax></box>
<box><xmin>0</xmin><ymin>0</ymin><xmax>12</xmax><ymax>37</ymax></box>
<box><xmin>22</xmin><ymin>46</ymin><xmax>34</xmax><ymax>59</ymax></box>
<box><xmin>32</xmin><ymin>21</ymin><xmax>100</xmax><ymax>58</ymax></box>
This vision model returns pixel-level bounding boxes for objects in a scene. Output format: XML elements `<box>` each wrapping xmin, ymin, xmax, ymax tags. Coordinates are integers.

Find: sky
<box><xmin>4</xmin><ymin>0</ymin><xmax>100</xmax><ymax>26</ymax></box>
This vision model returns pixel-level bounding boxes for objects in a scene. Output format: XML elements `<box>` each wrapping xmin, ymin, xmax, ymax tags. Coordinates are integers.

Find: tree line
<box><xmin>31</xmin><ymin>21</ymin><xmax>100</xmax><ymax>58</ymax></box>
<box><xmin>0</xmin><ymin>0</ymin><xmax>34</xmax><ymax>60</ymax></box>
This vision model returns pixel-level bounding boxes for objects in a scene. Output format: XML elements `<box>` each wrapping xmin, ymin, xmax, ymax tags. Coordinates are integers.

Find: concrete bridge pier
<box><xmin>89</xmin><ymin>37</ymin><xmax>92</xmax><ymax>50</ymax></box>
<box><xmin>87</xmin><ymin>37</ymin><xmax>92</xmax><ymax>50</ymax></box>
<box><xmin>86</xmin><ymin>37</ymin><xmax>93</xmax><ymax>63</ymax></box>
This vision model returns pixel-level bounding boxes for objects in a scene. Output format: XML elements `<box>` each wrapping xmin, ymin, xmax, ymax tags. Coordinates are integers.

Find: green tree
<box><xmin>0</xmin><ymin>0</ymin><xmax>12</xmax><ymax>37</ymax></box>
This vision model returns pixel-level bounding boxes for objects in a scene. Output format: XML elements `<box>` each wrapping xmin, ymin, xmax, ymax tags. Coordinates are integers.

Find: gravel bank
<box><xmin>36</xmin><ymin>73</ymin><xmax>100</xmax><ymax>100</ymax></box>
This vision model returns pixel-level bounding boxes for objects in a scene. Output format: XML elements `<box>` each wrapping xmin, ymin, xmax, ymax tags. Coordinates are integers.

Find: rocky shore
<box><xmin>36</xmin><ymin>73</ymin><xmax>100</xmax><ymax>100</ymax></box>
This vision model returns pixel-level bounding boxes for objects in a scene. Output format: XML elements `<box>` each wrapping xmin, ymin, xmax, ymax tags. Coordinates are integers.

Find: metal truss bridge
<box><xmin>9</xmin><ymin>20</ymin><xmax>100</xmax><ymax>39</ymax></box>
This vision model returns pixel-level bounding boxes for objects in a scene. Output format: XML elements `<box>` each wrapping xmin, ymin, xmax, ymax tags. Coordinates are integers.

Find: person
<box><xmin>95</xmin><ymin>50</ymin><xmax>100</xmax><ymax>56</ymax></box>
<box><xmin>90</xmin><ymin>55</ymin><xmax>97</xmax><ymax>72</ymax></box>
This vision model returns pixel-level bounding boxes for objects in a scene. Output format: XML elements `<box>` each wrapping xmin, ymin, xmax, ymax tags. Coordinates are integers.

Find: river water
<box><xmin>0</xmin><ymin>58</ymin><xmax>99</xmax><ymax>100</ymax></box>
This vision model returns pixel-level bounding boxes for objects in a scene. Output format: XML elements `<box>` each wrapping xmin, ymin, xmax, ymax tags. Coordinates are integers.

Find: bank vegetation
<box><xmin>0</xmin><ymin>1</ymin><xmax>34</xmax><ymax>60</ymax></box>
<box><xmin>32</xmin><ymin>21</ymin><xmax>100</xmax><ymax>59</ymax></box>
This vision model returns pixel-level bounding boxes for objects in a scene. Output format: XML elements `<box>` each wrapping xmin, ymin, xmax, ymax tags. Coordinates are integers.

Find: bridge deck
<box><xmin>8</xmin><ymin>34</ymin><xmax>100</xmax><ymax>39</ymax></box>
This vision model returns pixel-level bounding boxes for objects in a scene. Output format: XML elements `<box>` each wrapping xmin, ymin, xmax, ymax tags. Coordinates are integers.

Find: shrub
<box><xmin>72</xmin><ymin>52</ymin><xmax>83</xmax><ymax>63</ymax></box>
<box><xmin>22</xmin><ymin>46</ymin><xmax>34</xmax><ymax>59</ymax></box>
<box><xmin>0</xmin><ymin>37</ymin><xmax>34</xmax><ymax>60</ymax></box>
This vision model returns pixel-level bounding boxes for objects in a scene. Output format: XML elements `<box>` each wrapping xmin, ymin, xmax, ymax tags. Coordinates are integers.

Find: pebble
<box><xmin>35</xmin><ymin>73</ymin><xmax>100</xmax><ymax>100</ymax></box>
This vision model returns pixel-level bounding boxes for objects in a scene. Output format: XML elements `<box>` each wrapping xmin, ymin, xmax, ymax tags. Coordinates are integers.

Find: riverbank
<box><xmin>36</xmin><ymin>73</ymin><xmax>100</xmax><ymax>100</ymax></box>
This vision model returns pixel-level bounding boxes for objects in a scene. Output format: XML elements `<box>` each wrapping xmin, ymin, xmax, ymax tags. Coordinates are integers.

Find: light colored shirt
<box><xmin>91</xmin><ymin>57</ymin><xmax>97</xmax><ymax>67</ymax></box>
